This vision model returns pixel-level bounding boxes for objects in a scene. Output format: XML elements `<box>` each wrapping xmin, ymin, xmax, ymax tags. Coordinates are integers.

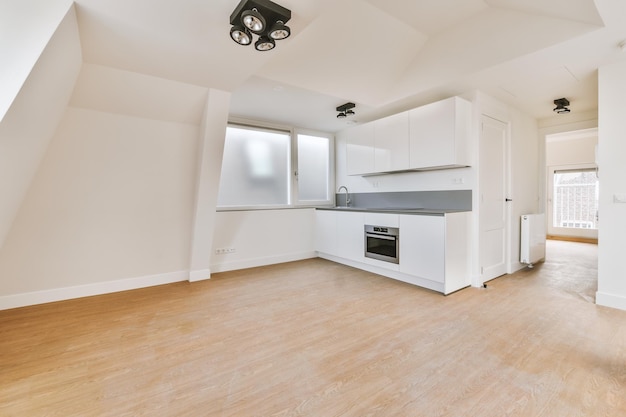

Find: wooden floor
<box><xmin>1</xmin><ymin>240</ymin><xmax>625</xmax><ymax>416</ymax></box>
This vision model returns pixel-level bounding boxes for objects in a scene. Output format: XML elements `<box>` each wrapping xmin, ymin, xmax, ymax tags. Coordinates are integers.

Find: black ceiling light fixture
<box><xmin>337</xmin><ymin>102</ymin><xmax>356</xmax><ymax>119</ymax></box>
<box><xmin>229</xmin><ymin>0</ymin><xmax>291</xmax><ymax>52</ymax></box>
<box><xmin>553</xmin><ymin>98</ymin><xmax>571</xmax><ymax>114</ymax></box>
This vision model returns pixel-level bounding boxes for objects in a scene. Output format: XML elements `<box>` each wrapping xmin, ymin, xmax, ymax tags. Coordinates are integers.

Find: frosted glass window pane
<box><xmin>297</xmin><ymin>134</ymin><xmax>329</xmax><ymax>201</ymax></box>
<box><xmin>217</xmin><ymin>126</ymin><xmax>290</xmax><ymax>207</ymax></box>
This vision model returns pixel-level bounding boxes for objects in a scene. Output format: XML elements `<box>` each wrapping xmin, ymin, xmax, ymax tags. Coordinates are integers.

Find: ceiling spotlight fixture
<box><xmin>229</xmin><ymin>0</ymin><xmax>291</xmax><ymax>51</ymax></box>
<box><xmin>553</xmin><ymin>98</ymin><xmax>571</xmax><ymax>114</ymax></box>
<box><xmin>337</xmin><ymin>102</ymin><xmax>356</xmax><ymax>119</ymax></box>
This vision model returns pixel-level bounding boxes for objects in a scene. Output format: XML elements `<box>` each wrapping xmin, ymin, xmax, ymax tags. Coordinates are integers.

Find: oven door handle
<box><xmin>365</xmin><ymin>233</ymin><xmax>396</xmax><ymax>241</ymax></box>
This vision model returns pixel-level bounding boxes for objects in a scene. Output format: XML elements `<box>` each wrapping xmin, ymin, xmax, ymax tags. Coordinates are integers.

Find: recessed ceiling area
<box><xmin>71</xmin><ymin>0</ymin><xmax>626</xmax><ymax>132</ymax></box>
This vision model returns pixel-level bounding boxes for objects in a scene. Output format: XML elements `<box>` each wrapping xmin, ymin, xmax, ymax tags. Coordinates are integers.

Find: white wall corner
<box><xmin>596</xmin><ymin>291</ymin><xmax>626</xmax><ymax>312</ymax></box>
<box><xmin>0</xmin><ymin>2</ymin><xmax>82</xmax><ymax>252</ymax></box>
<box><xmin>189</xmin><ymin>269</ymin><xmax>212</xmax><ymax>282</ymax></box>
<box><xmin>188</xmin><ymin>89</ymin><xmax>231</xmax><ymax>282</ymax></box>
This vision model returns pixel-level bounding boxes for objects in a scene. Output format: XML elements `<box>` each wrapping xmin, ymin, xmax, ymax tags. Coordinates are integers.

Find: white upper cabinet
<box><xmin>408</xmin><ymin>97</ymin><xmax>472</xmax><ymax>170</ymax></box>
<box><xmin>374</xmin><ymin>112</ymin><xmax>410</xmax><ymax>173</ymax></box>
<box><xmin>342</xmin><ymin>96</ymin><xmax>472</xmax><ymax>176</ymax></box>
<box><xmin>343</xmin><ymin>122</ymin><xmax>375</xmax><ymax>176</ymax></box>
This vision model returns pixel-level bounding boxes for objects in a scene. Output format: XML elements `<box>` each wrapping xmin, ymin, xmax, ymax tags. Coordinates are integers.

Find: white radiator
<box><xmin>520</xmin><ymin>213</ymin><xmax>546</xmax><ymax>266</ymax></box>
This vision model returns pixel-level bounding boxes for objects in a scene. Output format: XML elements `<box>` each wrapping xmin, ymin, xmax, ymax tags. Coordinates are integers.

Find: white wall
<box><xmin>0</xmin><ymin>108</ymin><xmax>199</xmax><ymax>299</ymax></box>
<box><xmin>0</xmin><ymin>0</ymin><xmax>74</xmax><ymax>121</ymax></box>
<box><xmin>509</xmin><ymin>103</ymin><xmax>541</xmax><ymax>272</ymax></box>
<box><xmin>211</xmin><ymin>209</ymin><xmax>317</xmax><ymax>273</ymax></box>
<box><xmin>596</xmin><ymin>59</ymin><xmax>626</xmax><ymax>311</ymax></box>
<box><xmin>0</xmin><ymin>5</ymin><xmax>81</xmax><ymax>252</ymax></box>
<box><xmin>546</xmin><ymin>132</ymin><xmax>597</xmax><ymax>167</ymax></box>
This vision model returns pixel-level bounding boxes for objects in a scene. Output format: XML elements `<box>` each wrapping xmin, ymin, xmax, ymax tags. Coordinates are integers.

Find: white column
<box><xmin>188</xmin><ymin>89</ymin><xmax>231</xmax><ymax>282</ymax></box>
<box><xmin>596</xmin><ymin>60</ymin><xmax>626</xmax><ymax>311</ymax></box>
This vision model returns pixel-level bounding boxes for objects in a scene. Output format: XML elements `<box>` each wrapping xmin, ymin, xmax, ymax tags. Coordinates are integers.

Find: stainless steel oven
<box><xmin>364</xmin><ymin>225</ymin><xmax>399</xmax><ymax>264</ymax></box>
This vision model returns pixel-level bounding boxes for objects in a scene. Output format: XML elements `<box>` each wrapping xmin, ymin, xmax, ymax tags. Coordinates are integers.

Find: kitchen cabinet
<box><xmin>343</xmin><ymin>122</ymin><xmax>375</xmax><ymax>176</ymax></box>
<box><xmin>399</xmin><ymin>212</ymin><xmax>470</xmax><ymax>294</ymax></box>
<box><xmin>315</xmin><ymin>210</ymin><xmax>337</xmax><ymax>255</ymax></box>
<box><xmin>315</xmin><ymin>209</ymin><xmax>470</xmax><ymax>294</ymax></box>
<box><xmin>399</xmin><ymin>215</ymin><xmax>445</xmax><ymax>283</ymax></box>
<box><xmin>408</xmin><ymin>96</ymin><xmax>471</xmax><ymax>170</ymax></box>
<box><xmin>374</xmin><ymin>112</ymin><xmax>410</xmax><ymax>172</ymax></box>
<box><xmin>315</xmin><ymin>210</ymin><xmax>365</xmax><ymax>263</ymax></box>
<box><xmin>335</xmin><ymin>211</ymin><xmax>365</xmax><ymax>261</ymax></box>
<box><xmin>342</xmin><ymin>96</ymin><xmax>471</xmax><ymax>176</ymax></box>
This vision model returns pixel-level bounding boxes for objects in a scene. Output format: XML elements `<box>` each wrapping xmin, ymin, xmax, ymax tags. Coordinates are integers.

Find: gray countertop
<box><xmin>316</xmin><ymin>207</ymin><xmax>471</xmax><ymax>215</ymax></box>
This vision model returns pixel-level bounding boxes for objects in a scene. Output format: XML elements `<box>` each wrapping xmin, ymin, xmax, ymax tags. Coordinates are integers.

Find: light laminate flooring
<box><xmin>1</xmin><ymin>240</ymin><xmax>625</xmax><ymax>416</ymax></box>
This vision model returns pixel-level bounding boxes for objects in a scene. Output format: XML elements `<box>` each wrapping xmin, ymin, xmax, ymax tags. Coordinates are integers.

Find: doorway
<box><xmin>545</xmin><ymin>128</ymin><xmax>599</xmax><ymax>242</ymax></box>
<box><xmin>547</xmin><ymin>165</ymin><xmax>598</xmax><ymax>241</ymax></box>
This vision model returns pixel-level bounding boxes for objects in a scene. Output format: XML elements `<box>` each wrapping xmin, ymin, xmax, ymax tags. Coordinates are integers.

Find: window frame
<box><xmin>546</xmin><ymin>163</ymin><xmax>599</xmax><ymax>240</ymax></box>
<box><xmin>293</xmin><ymin>128</ymin><xmax>335</xmax><ymax>207</ymax></box>
<box><xmin>216</xmin><ymin>119</ymin><xmax>334</xmax><ymax>211</ymax></box>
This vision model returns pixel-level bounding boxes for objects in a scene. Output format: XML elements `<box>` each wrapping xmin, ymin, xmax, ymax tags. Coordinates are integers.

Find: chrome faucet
<box><xmin>337</xmin><ymin>185</ymin><xmax>351</xmax><ymax>207</ymax></box>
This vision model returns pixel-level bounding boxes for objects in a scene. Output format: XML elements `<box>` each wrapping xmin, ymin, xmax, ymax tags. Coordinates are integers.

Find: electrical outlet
<box><xmin>215</xmin><ymin>247</ymin><xmax>236</xmax><ymax>255</ymax></box>
<box><xmin>614</xmin><ymin>193</ymin><xmax>626</xmax><ymax>203</ymax></box>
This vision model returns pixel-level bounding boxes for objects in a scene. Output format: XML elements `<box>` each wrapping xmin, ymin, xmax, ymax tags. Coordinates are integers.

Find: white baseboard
<box><xmin>211</xmin><ymin>251</ymin><xmax>317</xmax><ymax>273</ymax></box>
<box><xmin>188</xmin><ymin>268</ymin><xmax>211</xmax><ymax>282</ymax></box>
<box><xmin>318</xmin><ymin>252</ymin><xmax>445</xmax><ymax>294</ymax></box>
<box><xmin>596</xmin><ymin>291</ymin><xmax>626</xmax><ymax>311</ymax></box>
<box><xmin>0</xmin><ymin>270</ymin><xmax>188</xmax><ymax>311</ymax></box>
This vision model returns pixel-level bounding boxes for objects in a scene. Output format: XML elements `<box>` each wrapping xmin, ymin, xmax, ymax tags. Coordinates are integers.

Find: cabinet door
<box><xmin>409</xmin><ymin>98</ymin><xmax>456</xmax><ymax>169</ymax></box>
<box><xmin>374</xmin><ymin>112</ymin><xmax>410</xmax><ymax>172</ymax></box>
<box><xmin>399</xmin><ymin>215</ymin><xmax>445</xmax><ymax>282</ymax></box>
<box><xmin>344</xmin><ymin>122</ymin><xmax>375</xmax><ymax>175</ymax></box>
<box><xmin>315</xmin><ymin>210</ymin><xmax>337</xmax><ymax>255</ymax></box>
<box><xmin>336</xmin><ymin>211</ymin><xmax>365</xmax><ymax>261</ymax></box>
<box><xmin>409</xmin><ymin>97</ymin><xmax>471</xmax><ymax>169</ymax></box>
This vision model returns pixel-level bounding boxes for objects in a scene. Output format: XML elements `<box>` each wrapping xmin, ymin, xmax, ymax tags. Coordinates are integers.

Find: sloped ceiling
<box><xmin>73</xmin><ymin>0</ymin><xmax>626</xmax><ymax>131</ymax></box>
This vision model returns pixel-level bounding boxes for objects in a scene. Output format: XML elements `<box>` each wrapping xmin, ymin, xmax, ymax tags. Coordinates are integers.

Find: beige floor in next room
<box><xmin>1</xmin><ymin>239</ymin><xmax>625</xmax><ymax>417</ymax></box>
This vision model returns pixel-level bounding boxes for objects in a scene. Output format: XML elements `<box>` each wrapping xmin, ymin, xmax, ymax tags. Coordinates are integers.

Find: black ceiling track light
<box><xmin>553</xmin><ymin>98</ymin><xmax>571</xmax><ymax>114</ymax></box>
<box><xmin>229</xmin><ymin>0</ymin><xmax>291</xmax><ymax>51</ymax></box>
<box><xmin>336</xmin><ymin>102</ymin><xmax>356</xmax><ymax>118</ymax></box>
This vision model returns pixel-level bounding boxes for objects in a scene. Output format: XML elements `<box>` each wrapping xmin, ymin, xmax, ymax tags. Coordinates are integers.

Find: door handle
<box><xmin>505</xmin><ymin>198</ymin><xmax>513</xmax><ymax>202</ymax></box>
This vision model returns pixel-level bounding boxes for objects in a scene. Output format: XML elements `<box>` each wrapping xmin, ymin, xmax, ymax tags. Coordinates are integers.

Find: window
<box><xmin>217</xmin><ymin>123</ymin><xmax>333</xmax><ymax>209</ymax></box>
<box><xmin>552</xmin><ymin>168</ymin><xmax>598</xmax><ymax>230</ymax></box>
<box><xmin>296</xmin><ymin>133</ymin><xmax>331</xmax><ymax>204</ymax></box>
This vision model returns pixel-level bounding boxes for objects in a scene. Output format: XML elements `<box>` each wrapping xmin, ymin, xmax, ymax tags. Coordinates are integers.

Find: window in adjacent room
<box><xmin>552</xmin><ymin>168</ymin><xmax>599</xmax><ymax>230</ymax></box>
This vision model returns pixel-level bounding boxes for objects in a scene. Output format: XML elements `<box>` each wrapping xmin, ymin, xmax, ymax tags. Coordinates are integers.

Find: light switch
<box><xmin>613</xmin><ymin>193</ymin><xmax>626</xmax><ymax>203</ymax></box>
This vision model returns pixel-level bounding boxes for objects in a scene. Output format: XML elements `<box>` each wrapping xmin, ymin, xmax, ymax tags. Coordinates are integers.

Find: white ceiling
<box><xmin>73</xmin><ymin>0</ymin><xmax>626</xmax><ymax>132</ymax></box>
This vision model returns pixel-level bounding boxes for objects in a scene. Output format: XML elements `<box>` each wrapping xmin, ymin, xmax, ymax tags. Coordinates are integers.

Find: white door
<box><xmin>479</xmin><ymin>115</ymin><xmax>509</xmax><ymax>282</ymax></box>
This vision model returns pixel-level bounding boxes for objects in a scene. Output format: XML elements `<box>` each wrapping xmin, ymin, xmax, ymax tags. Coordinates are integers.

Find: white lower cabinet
<box><xmin>399</xmin><ymin>215</ymin><xmax>445</xmax><ymax>283</ymax></box>
<box><xmin>335</xmin><ymin>211</ymin><xmax>365</xmax><ymax>261</ymax></box>
<box><xmin>315</xmin><ymin>210</ymin><xmax>337</xmax><ymax>255</ymax></box>
<box><xmin>315</xmin><ymin>210</ymin><xmax>365</xmax><ymax>263</ymax></box>
<box><xmin>399</xmin><ymin>212</ymin><xmax>470</xmax><ymax>294</ymax></box>
<box><xmin>316</xmin><ymin>210</ymin><xmax>470</xmax><ymax>295</ymax></box>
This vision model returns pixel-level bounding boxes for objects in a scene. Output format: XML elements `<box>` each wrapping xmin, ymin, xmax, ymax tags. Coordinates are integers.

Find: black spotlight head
<box><xmin>255</xmin><ymin>35</ymin><xmax>275</xmax><ymax>51</ymax></box>
<box><xmin>553</xmin><ymin>98</ymin><xmax>571</xmax><ymax>114</ymax></box>
<box><xmin>230</xmin><ymin>25</ymin><xmax>252</xmax><ymax>45</ymax></box>
<box><xmin>241</xmin><ymin>8</ymin><xmax>266</xmax><ymax>34</ymax></box>
<box><xmin>269</xmin><ymin>20</ymin><xmax>290</xmax><ymax>40</ymax></box>
<box><xmin>337</xmin><ymin>112</ymin><xmax>346</xmax><ymax>119</ymax></box>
